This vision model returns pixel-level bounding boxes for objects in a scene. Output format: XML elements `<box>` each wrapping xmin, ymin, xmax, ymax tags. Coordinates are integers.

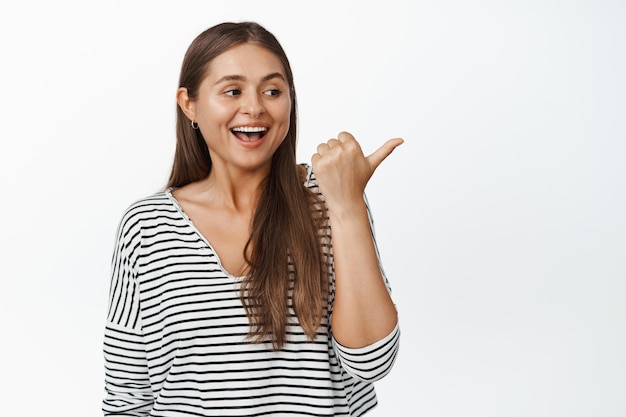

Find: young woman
<box><xmin>103</xmin><ymin>21</ymin><xmax>402</xmax><ymax>416</ymax></box>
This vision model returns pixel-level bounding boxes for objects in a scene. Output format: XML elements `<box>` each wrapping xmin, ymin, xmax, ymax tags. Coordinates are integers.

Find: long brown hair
<box><xmin>167</xmin><ymin>22</ymin><xmax>328</xmax><ymax>349</ymax></box>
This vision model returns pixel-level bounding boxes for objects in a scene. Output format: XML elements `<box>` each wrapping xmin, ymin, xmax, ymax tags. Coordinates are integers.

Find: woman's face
<box><xmin>189</xmin><ymin>43</ymin><xmax>291</xmax><ymax>175</ymax></box>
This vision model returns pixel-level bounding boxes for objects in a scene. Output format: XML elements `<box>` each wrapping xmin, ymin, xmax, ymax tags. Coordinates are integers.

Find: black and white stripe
<box><xmin>103</xmin><ymin>168</ymin><xmax>400</xmax><ymax>416</ymax></box>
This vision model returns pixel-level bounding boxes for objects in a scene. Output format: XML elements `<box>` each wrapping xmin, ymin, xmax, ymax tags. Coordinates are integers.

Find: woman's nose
<box><xmin>242</xmin><ymin>93</ymin><xmax>265</xmax><ymax>119</ymax></box>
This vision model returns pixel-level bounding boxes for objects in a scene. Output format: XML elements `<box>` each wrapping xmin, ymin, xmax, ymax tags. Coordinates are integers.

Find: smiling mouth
<box><xmin>231</xmin><ymin>126</ymin><xmax>268</xmax><ymax>142</ymax></box>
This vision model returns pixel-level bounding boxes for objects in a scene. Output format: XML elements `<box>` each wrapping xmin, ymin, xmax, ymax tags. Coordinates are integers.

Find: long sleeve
<box><xmin>102</xmin><ymin>211</ymin><xmax>153</xmax><ymax>416</ymax></box>
<box><xmin>332</xmin><ymin>323</ymin><xmax>400</xmax><ymax>383</ymax></box>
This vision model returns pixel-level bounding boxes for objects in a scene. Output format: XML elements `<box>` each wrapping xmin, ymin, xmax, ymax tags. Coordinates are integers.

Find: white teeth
<box><xmin>231</xmin><ymin>126</ymin><xmax>267</xmax><ymax>133</ymax></box>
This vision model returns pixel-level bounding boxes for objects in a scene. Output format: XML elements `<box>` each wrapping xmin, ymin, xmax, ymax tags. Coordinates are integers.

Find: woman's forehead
<box><xmin>206</xmin><ymin>43</ymin><xmax>287</xmax><ymax>82</ymax></box>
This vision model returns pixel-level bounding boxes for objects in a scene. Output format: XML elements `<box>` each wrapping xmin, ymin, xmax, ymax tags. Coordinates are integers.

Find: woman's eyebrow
<box><xmin>214</xmin><ymin>72</ymin><xmax>286</xmax><ymax>85</ymax></box>
<box><xmin>262</xmin><ymin>72</ymin><xmax>286</xmax><ymax>82</ymax></box>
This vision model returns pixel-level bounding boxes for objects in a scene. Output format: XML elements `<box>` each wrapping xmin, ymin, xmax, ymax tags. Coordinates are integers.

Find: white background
<box><xmin>1</xmin><ymin>1</ymin><xmax>625</xmax><ymax>416</ymax></box>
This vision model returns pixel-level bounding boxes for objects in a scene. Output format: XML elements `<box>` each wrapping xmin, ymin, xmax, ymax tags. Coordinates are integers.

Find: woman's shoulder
<box><xmin>124</xmin><ymin>190</ymin><xmax>172</xmax><ymax>213</ymax></box>
<box><xmin>298</xmin><ymin>162</ymin><xmax>317</xmax><ymax>188</ymax></box>
<box><xmin>116</xmin><ymin>190</ymin><xmax>177</xmax><ymax>230</ymax></box>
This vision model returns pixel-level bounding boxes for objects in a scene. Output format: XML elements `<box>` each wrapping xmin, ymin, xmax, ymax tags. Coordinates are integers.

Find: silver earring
<box><xmin>191</xmin><ymin>120</ymin><xmax>199</xmax><ymax>130</ymax></box>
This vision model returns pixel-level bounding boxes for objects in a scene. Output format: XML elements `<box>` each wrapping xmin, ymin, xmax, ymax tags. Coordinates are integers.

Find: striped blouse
<box><xmin>102</xmin><ymin>167</ymin><xmax>400</xmax><ymax>416</ymax></box>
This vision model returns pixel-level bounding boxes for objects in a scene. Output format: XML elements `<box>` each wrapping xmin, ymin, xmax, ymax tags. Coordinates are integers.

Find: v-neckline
<box><xmin>165</xmin><ymin>189</ymin><xmax>246</xmax><ymax>280</ymax></box>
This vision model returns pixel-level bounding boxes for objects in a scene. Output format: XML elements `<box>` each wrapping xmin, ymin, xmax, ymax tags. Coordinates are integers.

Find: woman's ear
<box><xmin>176</xmin><ymin>87</ymin><xmax>195</xmax><ymax>121</ymax></box>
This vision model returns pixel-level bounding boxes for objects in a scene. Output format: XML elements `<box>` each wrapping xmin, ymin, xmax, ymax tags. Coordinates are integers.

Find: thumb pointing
<box><xmin>367</xmin><ymin>138</ymin><xmax>404</xmax><ymax>170</ymax></box>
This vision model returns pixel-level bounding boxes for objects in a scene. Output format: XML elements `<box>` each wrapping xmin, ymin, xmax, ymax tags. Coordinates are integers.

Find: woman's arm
<box><xmin>102</xmin><ymin>208</ymin><xmax>153</xmax><ymax>416</ymax></box>
<box><xmin>312</xmin><ymin>132</ymin><xmax>403</xmax><ymax>348</ymax></box>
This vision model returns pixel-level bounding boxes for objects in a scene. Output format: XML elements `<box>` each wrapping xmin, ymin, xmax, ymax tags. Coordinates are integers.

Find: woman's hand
<box><xmin>311</xmin><ymin>132</ymin><xmax>403</xmax><ymax>212</ymax></box>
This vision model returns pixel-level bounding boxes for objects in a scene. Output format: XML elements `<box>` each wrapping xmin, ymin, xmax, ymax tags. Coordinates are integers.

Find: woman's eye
<box><xmin>225</xmin><ymin>89</ymin><xmax>241</xmax><ymax>96</ymax></box>
<box><xmin>264</xmin><ymin>89</ymin><xmax>281</xmax><ymax>97</ymax></box>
